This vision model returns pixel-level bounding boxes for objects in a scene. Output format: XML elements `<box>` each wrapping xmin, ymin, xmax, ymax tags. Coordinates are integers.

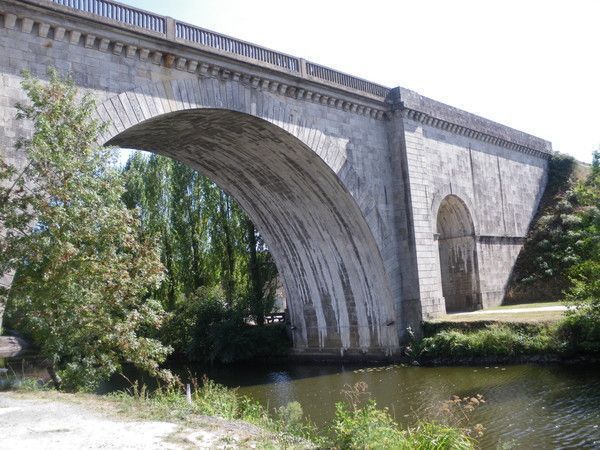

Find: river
<box><xmin>3</xmin><ymin>357</ymin><xmax>599</xmax><ymax>449</ymax></box>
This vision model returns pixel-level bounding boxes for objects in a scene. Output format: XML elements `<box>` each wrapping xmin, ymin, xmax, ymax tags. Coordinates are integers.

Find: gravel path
<box><xmin>0</xmin><ymin>393</ymin><xmax>183</xmax><ymax>449</ymax></box>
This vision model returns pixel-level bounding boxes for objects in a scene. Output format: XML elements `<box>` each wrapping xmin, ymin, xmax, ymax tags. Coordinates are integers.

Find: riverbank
<box><xmin>0</xmin><ymin>390</ymin><xmax>271</xmax><ymax>449</ymax></box>
<box><xmin>1</xmin><ymin>376</ymin><xmax>481</xmax><ymax>449</ymax></box>
<box><xmin>3</xmin><ymin>361</ymin><xmax>599</xmax><ymax>448</ymax></box>
<box><xmin>413</xmin><ymin>319</ymin><xmax>599</xmax><ymax>366</ymax></box>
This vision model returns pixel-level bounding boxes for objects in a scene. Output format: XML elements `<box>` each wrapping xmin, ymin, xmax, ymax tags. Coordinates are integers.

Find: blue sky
<box><xmin>119</xmin><ymin>0</ymin><xmax>598</xmax><ymax>163</ymax></box>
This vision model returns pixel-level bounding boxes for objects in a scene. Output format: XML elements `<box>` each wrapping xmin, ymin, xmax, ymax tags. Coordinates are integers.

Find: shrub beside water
<box><xmin>109</xmin><ymin>377</ymin><xmax>478</xmax><ymax>449</ymax></box>
<box><xmin>331</xmin><ymin>400</ymin><xmax>407</xmax><ymax>449</ymax></box>
<box><xmin>417</xmin><ymin>319</ymin><xmax>600</xmax><ymax>359</ymax></box>
<box><xmin>417</xmin><ymin>323</ymin><xmax>557</xmax><ymax>357</ymax></box>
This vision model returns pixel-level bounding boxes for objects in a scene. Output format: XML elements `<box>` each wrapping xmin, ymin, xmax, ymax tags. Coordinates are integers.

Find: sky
<box><xmin>119</xmin><ymin>0</ymin><xmax>599</xmax><ymax>163</ymax></box>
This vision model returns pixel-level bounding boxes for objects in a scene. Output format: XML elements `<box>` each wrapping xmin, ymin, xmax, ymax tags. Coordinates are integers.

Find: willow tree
<box><xmin>121</xmin><ymin>152</ymin><xmax>279</xmax><ymax>340</ymax></box>
<box><xmin>0</xmin><ymin>70</ymin><xmax>171</xmax><ymax>391</ymax></box>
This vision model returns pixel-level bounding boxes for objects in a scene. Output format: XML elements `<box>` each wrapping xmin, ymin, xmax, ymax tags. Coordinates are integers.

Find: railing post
<box><xmin>165</xmin><ymin>16</ymin><xmax>175</xmax><ymax>39</ymax></box>
<box><xmin>299</xmin><ymin>58</ymin><xmax>307</xmax><ymax>79</ymax></box>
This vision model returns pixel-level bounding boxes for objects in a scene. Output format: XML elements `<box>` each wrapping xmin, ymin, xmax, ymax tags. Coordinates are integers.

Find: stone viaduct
<box><xmin>0</xmin><ymin>0</ymin><xmax>552</xmax><ymax>358</ymax></box>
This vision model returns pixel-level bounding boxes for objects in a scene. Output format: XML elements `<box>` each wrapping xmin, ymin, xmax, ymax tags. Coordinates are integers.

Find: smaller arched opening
<box><xmin>436</xmin><ymin>195</ymin><xmax>481</xmax><ymax>312</ymax></box>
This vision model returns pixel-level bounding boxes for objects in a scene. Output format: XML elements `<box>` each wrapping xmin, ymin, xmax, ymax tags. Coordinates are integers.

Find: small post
<box><xmin>166</xmin><ymin>16</ymin><xmax>176</xmax><ymax>40</ymax></box>
<box><xmin>299</xmin><ymin>58</ymin><xmax>307</xmax><ymax>78</ymax></box>
<box><xmin>185</xmin><ymin>383</ymin><xmax>192</xmax><ymax>405</ymax></box>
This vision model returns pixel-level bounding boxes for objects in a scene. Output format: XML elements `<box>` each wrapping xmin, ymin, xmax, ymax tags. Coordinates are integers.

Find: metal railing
<box><xmin>49</xmin><ymin>0</ymin><xmax>165</xmax><ymax>33</ymax></box>
<box><xmin>176</xmin><ymin>22</ymin><xmax>300</xmax><ymax>73</ymax></box>
<box><xmin>306</xmin><ymin>62</ymin><xmax>388</xmax><ymax>98</ymax></box>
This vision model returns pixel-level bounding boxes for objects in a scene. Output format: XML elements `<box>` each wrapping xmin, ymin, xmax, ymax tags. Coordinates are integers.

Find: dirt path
<box><xmin>0</xmin><ymin>392</ymin><xmax>272</xmax><ymax>449</ymax></box>
<box><xmin>0</xmin><ymin>393</ymin><xmax>184</xmax><ymax>449</ymax></box>
<box><xmin>434</xmin><ymin>303</ymin><xmax>572</xmax><ymax>323</ymax></box>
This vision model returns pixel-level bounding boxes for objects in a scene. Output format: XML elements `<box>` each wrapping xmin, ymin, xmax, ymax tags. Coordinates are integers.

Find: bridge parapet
<box><xmin>18</xmin><ymin>0</ymin><xmax>389</xmax><ymax>102</ymax></box>
<box><xmin>12</xmin><ymin>0</ymin><xmax>553</xmax><ymax>160</ymax></box>
<box><xmin>49</xmin><ymin>0</ymin><xmax>165</xmax><ymax>33</ymax></box>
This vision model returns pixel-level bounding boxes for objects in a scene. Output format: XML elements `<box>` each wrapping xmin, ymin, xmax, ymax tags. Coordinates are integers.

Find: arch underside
<box><xmin>436</xmin><ymin>195</ymin><xmax>481</xmax><ymax>312</ymax></box>
<box><xmin>107</xmin><ymin>108</ymin><xmax>398</xmax><ymax>352</ymax></box>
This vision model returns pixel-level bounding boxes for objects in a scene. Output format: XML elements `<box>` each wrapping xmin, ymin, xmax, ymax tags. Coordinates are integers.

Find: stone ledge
<box><xmin>393</xmin><ymin>87</ymin><xmax>552</xmax><ymax>158</ymax></box>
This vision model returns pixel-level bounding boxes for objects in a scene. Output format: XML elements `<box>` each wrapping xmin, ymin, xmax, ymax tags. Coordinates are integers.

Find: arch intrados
<box><xmin>436</xmin><ymin>194</ymin><xmax>475</xmax><ymax>238</ymax></box>
<box><xmin>104</xmin><ymin>107</ymin><xmax>398</xmax><ymax>351</ymax></box>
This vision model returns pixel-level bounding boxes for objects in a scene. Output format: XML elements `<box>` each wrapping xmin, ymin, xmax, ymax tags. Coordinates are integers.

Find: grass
<box><xmin>438</xmin><ymin>310</ymin><xmax>566</xmax><ymax>323</ymax></box>
<box><xmin>433</xmin><ymin>301</ymin><xmax>567</xmax><ymax>323</ymax></box>
<box><xmin>486</xmin><ymin>301</ymin><xmax>563</xmax><ymax>310</ymax></box>
<box><xmin>108</xmin><ymin>377</ymin><xmax>318</xmax><ymax>448</ymax></box>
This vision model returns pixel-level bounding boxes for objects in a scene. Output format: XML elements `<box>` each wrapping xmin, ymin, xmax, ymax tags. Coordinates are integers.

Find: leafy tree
<box><xmin>121</xmin><ymin>152</ymin><xmax>280</xmax><ymax>351</ymax></box>
<box><xmin>0</xmin><ymin>70</ymin><xmax>172</xmax><ymax>391</ymax></box>
<box><xmin>121</xmin><ymin>151</ymin><xmax>284</xmax><ymax>362</ymax></box>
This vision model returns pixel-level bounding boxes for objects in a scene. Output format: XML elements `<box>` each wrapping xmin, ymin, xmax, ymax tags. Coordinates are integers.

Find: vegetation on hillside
<box><xmin>561</xmin><ymin>150</ymin><xmax>600</xmax><ymax>351</ymax></box>
<box><xmin>507</xmin><ymin>152</ymin><xmax>596</xmax><ymax>302</ymax></box>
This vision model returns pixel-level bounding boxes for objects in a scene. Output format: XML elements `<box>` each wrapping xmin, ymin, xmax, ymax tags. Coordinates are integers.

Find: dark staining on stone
<box><xmin>107</xmin><ymin>107</ymin><xmax>396</xmax><ymax>351</ymax></box>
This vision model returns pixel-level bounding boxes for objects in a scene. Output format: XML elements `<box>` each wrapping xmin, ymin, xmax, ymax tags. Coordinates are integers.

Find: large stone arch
<box><xmin>95</xmin><ymin>77</ymin><xmax>399</xmax><ymax>355</ymax></box>
<box><xmin>434</xmin><ymin>194</ymin><xmax>482</xmax><ymax>312</ymax></box>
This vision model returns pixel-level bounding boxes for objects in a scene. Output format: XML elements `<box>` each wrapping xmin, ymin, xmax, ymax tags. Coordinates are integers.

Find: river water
<box><xmin>182</xmin><ymin>362</ymin><xmax>600</xmax><ymax>449</ymax></box>
<box><xmin>3</xmin><ymin>357</ymin><xmax>599</xmax><ymax>449</ymax></box>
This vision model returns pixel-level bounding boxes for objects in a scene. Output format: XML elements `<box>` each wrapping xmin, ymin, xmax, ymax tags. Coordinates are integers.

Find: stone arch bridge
<box><xmin>0</xmin><ymin>0</ymin><xmax>552</xmax><ymax>358</ymax></box>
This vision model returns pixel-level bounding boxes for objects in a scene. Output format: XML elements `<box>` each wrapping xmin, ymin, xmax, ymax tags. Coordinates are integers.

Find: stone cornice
<box><xmin>392</xmin><ymin>86</ymin><xmax>552</xmax><ymax>159</ymax></box>
<box><xmin>0</xmin><ymin>5</ymin><xmax>390</xmax><ymax>120</ymax></box>
<box><xmin>401</xmin><ymin>107</ymin><xmax>552</xmax><ymax>160</ymax></box>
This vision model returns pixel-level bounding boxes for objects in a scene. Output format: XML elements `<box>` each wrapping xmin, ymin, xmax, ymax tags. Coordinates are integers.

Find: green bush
<box><xmin>557</xmin><ymin>151</ymin><xmax>600</xmax><ymax>354</ymax></box>
<box><xmin>557</xmin><ymin>314</ymin><xmax>600</xmax><ymax>353</ymax></box>
<box><xmin>161</xmin><ymin>285</ymin><xmax>290</xmax><ymax>364</ymax></box>
<box><xmin>1</xmin><ymin>70</ymin><xmax>170</xmax><ymax>392</ymax></box>
<box><xmin>417</xmin><ymin>324</ymin><xmax>558</xmax><ymax>357</ymax></box>
<box><xmin>331</xmin><ymin>400</ymin><xmax>406</xmax><ymax>449</ymax></box>
<box><xmin>405</xmin><ymin>421</ymin><xmax>475</xmax><ymax>450</ymax></box>
<box><xmin>329</xmin><ymin>399</ymin><xmax>476</xmax><ymax>450</ymax></box>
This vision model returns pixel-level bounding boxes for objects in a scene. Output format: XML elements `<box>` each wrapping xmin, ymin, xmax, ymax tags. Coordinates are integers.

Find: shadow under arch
<box><xmin>435</xmin><ymin>194</ymin><xmax>482</xmax><ymax>312</ymax></box>
<box><xmin>105</xmin><ymin>108</ymin><xmax>398</xmax><ymax>354</ymax></box>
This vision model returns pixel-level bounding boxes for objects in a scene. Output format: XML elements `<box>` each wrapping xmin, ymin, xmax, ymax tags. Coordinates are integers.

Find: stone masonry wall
<box><xmin>399</xmin><ymin>114</ymin><xmax>549</xmax><ymax>318</ymax></box>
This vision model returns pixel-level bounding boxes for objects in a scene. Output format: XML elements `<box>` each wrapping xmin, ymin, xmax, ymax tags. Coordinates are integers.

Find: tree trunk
<box><xmin>219</xmin><ymin>192</ymin><xmax>235</xmax><ymax>306</ymax></box>
<box><xmin>246</xmin><ymin>219</ymin><xmax>264</xmax><ymax>325</ymax></box>
<box><xmin>47</xmin><ymin>365</ymin><xmax>62</xmax><ymax>389</ymax></box>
